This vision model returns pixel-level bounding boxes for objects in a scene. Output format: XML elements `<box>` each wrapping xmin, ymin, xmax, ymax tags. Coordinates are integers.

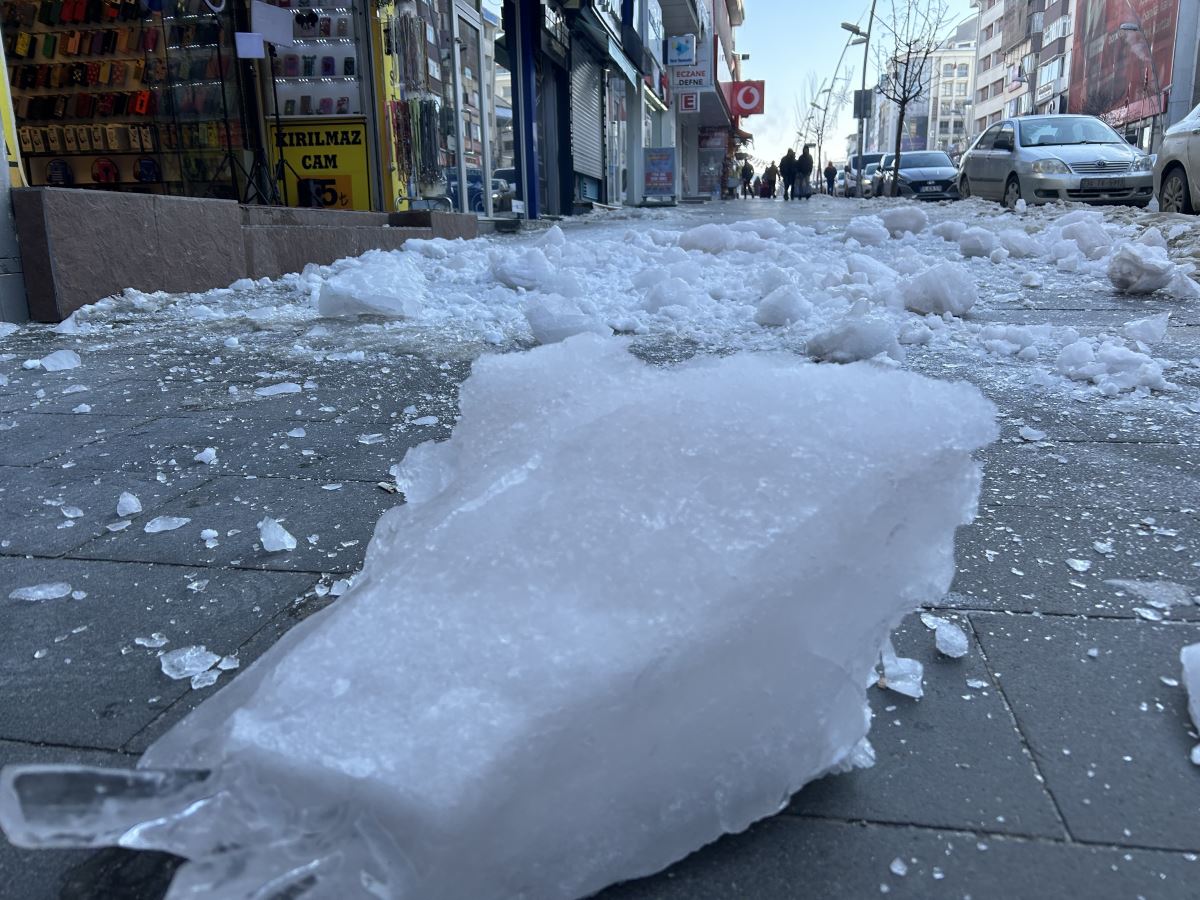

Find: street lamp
<box><xmin>843</xmin><ymin>3</ymin><xmax>877</xmax><ymax>196</ymax></box>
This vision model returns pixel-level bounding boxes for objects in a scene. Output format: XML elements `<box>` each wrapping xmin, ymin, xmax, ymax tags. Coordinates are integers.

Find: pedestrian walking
<box><xmin>764</xmin><ymin>161</ymin><xmax>779</xmax><ymax>199</ymax></box>
<box><xmin>824</xmin><ymin>161</ymin><xmax>837</xmax><ymax>196</ymax></box>
<box><xmin>740</xmin><ymin>160</ymin><xmax>754</xmax><ymax>198</ymax></box>
<box><xmin>780</xmin><ymin>149</ymin><xmax>797</xmax><ymax>200</ymax></box>
<box><xmin>797</xmin><ymin>145</ymin><xmax>815</xmax><ymax>200</ymax></box>
<box><xmin>752</xmin><ymin>175</ymin><xmax>762</xmax><ymax>198</ymax></box>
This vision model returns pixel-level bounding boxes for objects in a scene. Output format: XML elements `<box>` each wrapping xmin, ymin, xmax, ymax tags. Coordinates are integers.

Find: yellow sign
<box><xmin>0</xmin><ymin>41</ymin><xmax>25</xmax><ymax>186</ymax></box>
<box><xmin>267</xmin><ymin>116</ymin><xmax>372</xmax><ymax>211</ymax></box>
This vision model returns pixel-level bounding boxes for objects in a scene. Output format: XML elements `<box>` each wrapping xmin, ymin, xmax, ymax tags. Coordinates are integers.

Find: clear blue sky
<box><xmin>737</xmin><ymin>0</ymin><xmax>976</xmax><ymax>165</ymax></box>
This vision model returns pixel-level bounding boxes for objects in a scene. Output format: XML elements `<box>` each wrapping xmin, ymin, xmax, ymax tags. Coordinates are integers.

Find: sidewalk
<box><xmin>1</xmin><ymin>205</ymin><xmax>1198</xmax><ymax>899</ymax></box>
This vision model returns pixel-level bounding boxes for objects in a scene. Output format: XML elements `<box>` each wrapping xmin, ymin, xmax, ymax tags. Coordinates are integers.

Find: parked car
<box><xmin>834</xmin><ymin>170</ymin><xmax>847</xmax><ymax>195</ymax></box>
<box><xmin>871</xmin><ymin>154</ymin><xmax>895</xmax><ymax>197</ymax></box>
<box><xmin>860</xmin><ymin>162</ymin><xmax>879</xmax><ymax>198</ymax></box>
<box><xmin>845</xmin><ymin>152</ymin><xmax>883</xmax><ymax>197</ymax></box>
<box><xmin>958</xmin><ymin>114</ymin><xmax>1154</xmax><ymax>208</ymax></box>
<box><xmin>445</xmin><ymin>168</ymin><xmax>511</xmax><ymax>213</ymax></box>
<box><xmin>875</xmin><ymin>150</ymin><xmax>961</xmax><ymax>201</ymax></box>
<box><xmin>1153</xmin><ymin>102</ymin><xmax>1200</xmax><ymax>213</ymax></box>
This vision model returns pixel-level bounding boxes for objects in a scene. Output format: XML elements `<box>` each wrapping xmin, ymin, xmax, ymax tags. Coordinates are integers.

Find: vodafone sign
<box><xmin>726</xmin><ymin>81</ymin><xmax>765</xmax><ymax>116</ymax></box>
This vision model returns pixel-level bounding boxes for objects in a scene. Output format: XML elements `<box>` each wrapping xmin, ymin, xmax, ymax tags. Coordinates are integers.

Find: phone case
<box><xmin>63</xmin><ymin>126</ymin><xmax>78</xmax><ymax>151</ymax></box>
<box><xmin>283</xmin><ymin>98</ymin><xmax>295</xmax><ymax>115</ymax></box>
<box><xmin>342</xmin><ymin>57</ymin><xmax>353</xmax><ymax>77</ymax></box>
<box><xmin>299</xmin><ymin>94</ymin><xmax>312</xmax><ymax>115</ymax></box>
<box><xmin>317</xmin><ymin>96</ymin><xmax>332</xmax><ymax>114</ymax></box>
<box><xmin>320</xmin><ymin>55</ymin><xmax>334</xmax><ymax>77</ymax></box>
<box><xmin>336</xmin><ymin>16</ymin><xmax>348</xmax><ymax>37</ymax></box>
<box><xmin>75</xmin><ymin>124</ymin><xmax>91</xmax><ymax>150</ymax></box>
<box><xmin>318</xmin><ymin>16</ymin><xmax>330</xmax><ymax>36</ymax></box>
<box><xmin>283</xmin><ymin>53</ymin><xmax>299</xmax><ymax>76</ymax></box>
<box><xmin>45</xmin><ymin>125</ymin><xmax>62</xmax><ymax>151</ymax></box>
<box><xmin>335</xmin><ymin>96</ymin><xmax>348</xmax><ymax>114</ymax></box>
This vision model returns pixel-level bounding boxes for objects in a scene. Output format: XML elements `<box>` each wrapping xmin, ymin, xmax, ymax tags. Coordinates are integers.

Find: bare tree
<box><xmin>875</xmin><ymin>0</ymin><xmax>949</xmax><ymax>196</ymax></box>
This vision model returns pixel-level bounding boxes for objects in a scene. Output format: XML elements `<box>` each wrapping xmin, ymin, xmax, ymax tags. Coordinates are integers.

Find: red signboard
<box><xmin>724</xmin><ymin>80</ymin><xmax>765</xmax><ymax>116</ymax></box>
<box><xmin>1068</xmin><ymin>0</ymin><xmax>1178</xmax><ymax>124</ymax></box>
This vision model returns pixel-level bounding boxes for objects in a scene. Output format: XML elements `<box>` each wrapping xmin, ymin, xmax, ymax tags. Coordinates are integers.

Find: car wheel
<box><xmin>1003</xmin><ymin>175</ymin><xmax>1022</xmax><ymax>209</ymax></box>
<box><xmin>960</xmin><ymin>175</ymin><xmax>972</xmax><ymax>199</ymax></box>
<box><xmin>1159</xmin><ymin>168</ymin><xmax>1193</xmax><ymax>214</ymax></box>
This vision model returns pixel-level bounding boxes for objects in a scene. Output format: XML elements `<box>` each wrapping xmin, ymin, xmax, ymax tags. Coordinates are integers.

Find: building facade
<box><xmin>927</xmin><ymin>17</ymin><xmax>977</xmax><ymax>155</ymax></box>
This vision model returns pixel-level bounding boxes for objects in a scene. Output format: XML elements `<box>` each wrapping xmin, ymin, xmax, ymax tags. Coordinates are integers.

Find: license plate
<box><xmin>1080</xmin><ymin>177</ymin><xmax>1126</xmax><ymax>190</ymax></box>
<box><xmin>919</xmin><ymin>185</ymin><xmax>941</xmax><ymax>193</ymax></box>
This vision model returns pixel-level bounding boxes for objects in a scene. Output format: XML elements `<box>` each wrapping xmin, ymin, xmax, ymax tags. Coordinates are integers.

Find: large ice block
<box><xmin>1</xmin><ymin>335</ymin><xmax>996</xmax><ymax>899</ymax></box>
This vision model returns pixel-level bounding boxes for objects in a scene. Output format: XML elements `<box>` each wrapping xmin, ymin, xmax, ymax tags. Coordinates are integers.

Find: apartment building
<box><xmin>1000</xmin><ymin>0</ymin><xmax>1045</xmax><ymax>118</ymax></box>
<box><xmin>927</xmin><ymin>18</ymin><xmax>978</xmax><ymax>154</ymax></box>
<box><xmin>1033</xmin><ymin>0</ymin><xmax>1072</xmax><ymax>114</ymax></box>
<box><xmin>971</xmin><ymin>0</ymin><xmax>1008</xmax><ymax>131</ymax></box>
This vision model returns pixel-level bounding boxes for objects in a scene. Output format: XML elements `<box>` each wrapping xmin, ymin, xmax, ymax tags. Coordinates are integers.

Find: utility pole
<box><xmin>843</xmin><ymin>1</ymin><xmax>877</xmax><ymax>197</ymax></box>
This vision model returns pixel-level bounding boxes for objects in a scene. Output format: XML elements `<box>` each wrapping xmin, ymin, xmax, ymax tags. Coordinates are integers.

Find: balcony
<box><xmin>726</xmin><ymin>0</ymin><xmax>745</xmax><ymax>26</ymax></box>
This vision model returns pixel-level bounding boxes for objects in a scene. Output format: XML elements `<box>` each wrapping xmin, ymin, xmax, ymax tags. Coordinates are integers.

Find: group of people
<box><xmin>739</xmin><ymin>145</ymin><xmax>839</xmax><ymax>200</ymax></box>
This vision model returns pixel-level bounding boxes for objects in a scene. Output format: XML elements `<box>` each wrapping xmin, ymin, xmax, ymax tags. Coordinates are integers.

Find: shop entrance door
<box><xmin>448</xmin><ymin>0</ymin><xmax>493</xmax><ymax>216</ymax></box>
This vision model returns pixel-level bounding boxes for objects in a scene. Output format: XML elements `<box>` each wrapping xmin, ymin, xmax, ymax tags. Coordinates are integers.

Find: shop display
<box><xmin>1</xmin><ymin>0</ymin><xmax>244</xmax><ymax>196</ymax></box>
<box><xmin>262</xmin><ymin>1</ymin><xmax>365</xmax><ymax>119</ymax></box>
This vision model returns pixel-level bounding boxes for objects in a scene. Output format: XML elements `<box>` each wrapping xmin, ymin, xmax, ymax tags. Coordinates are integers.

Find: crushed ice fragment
<box><xmin>1106</xmin><ymin>579</ymin><xmax>1195</xmax><ymax>609</ymax></box>
<box><xmin>287</xmin><ymin>428</ymin><xmax>306</xmax><ymax>438</ymax></box>
<box><xmin>117</xmin><ymin>492</ymin><xmax>142</xmax><ymax>517</ymax></box>
<box><xmin>144</xmin><ymin>516</ymin><xmax>190</xmax><ymax>534</ymax></box>
<box><xmin>1066</xmin><ymin>559</ymin><xmax>1091</xmax><ymax>573</ymax></box>
<box><xmin>70</xmin><ymin>591</ymin><xmax>86</xmax><ymax>601</ymax></box>
<box><xmin>190</xmin><ymin>670</ymin><xmax>220</xmax><ymax>690</ymax></box>
<box><xmin>60</xmin><ymin>506</ymin><xmax>84</xmax><ymax>519</ymax></box>
<box><xmin>38</xmin><ymin>349</ymin><xmax>82</xmax><ymax>371</ymax></box>
<box><xmin>1092</xmin><ymin>540</ymin><xmax>1113</xmax><ymax>555</ymax></box>
<box><xmin>966</xmin><ymin>678</ymin><xmax>989</xmax><ymax>689</ymax></box>
<box><xmin>1133</xmin><ymin>607</ymin><xmax>1163</xmax><ymax>622</ymax></box>
<box><xmin>106</xmin><ymin>520</ymin><xmax>131</xmax><ymax>532</ymax></box>
<box><xmin>217</xmin><ymin>655</ymin><xmax>240</xmax><ymax>671</ymax></box>
<box><xmin>193</xmin><ymin>447</ymin><xmax>218</xmax><ymax>465</ymax></box>
<box><xmin>134</xmin><ymin>634</ymin><xmax>169</xmax><ymax>648</ymax></box>
<box><xmin>330</xmin><ymin>578</ymin><xmax>352</xmax><ymax>596</ymax></box>
<box><xmin>9</xmin><ymin>582</ymin><xmax>72</xmax><ymax>601</ymax></box>
<box><xmin>1087</xmin><ymin>647</ymin><xmax>1100</xmax><ymax>659</ymax></box>
<box><xmin>199</xmin><ymin>529</ymin><xmax>219</xmax><ymax>542</ymax></box>
<box><xmin>889</xmin><ymin>858</ymin><xmax>908</xmax><ymax>877</ymax></box>
<box><xmin>1182</xmin><ymin>645</ymin><xmax>1200</xmax><ymax>766</ymax></box>
<box><xmin>32</xmin><ymin>648</ymin><xmax>48</xmax><ymax>659</ymax></box>
<box><xmin>254</xmin><ymin>382</ymin><xmax>302</xmax><ymax>397</ymax></box>
<box><xmin>935</xmin><ymin>621</ymin><xmax>969</xmax><ymax>658</ymax></box>
<box><xmin>412</xmin><ymin>416</ymin><xmax>439</xmax><ymax>426</ymax></box>
<box><xmin>357</xmin><ymin>433</ymin><xmax>385</xmax><ymax>445</ymax></box>
<box><xmin>258</xmin><ymin>517</ymin><xmax>297</xmax><ymax>552</ymax></box>
<box><xmin>159</xmin><ymin>646</ymin><xmax>220</xmax><ymax>680</ymax></box>
<box><xmin>881</xmin><ymin>638</ymin><xmax>925</xmax><ymax>698</ymax></box>
<box><xmin>72</xmin><ymin>404</ymin><xmax>91</xmax><ymax>414</ymax></box>
<box><xmin>1018</xmin><ymin>426</ymin><xmax>1046</xmax><ymax>442</ymax></box>
<box><xmin>321</xmin><ymin>483</ymin><xmax>342</xmax><ymax>491</ymax></box>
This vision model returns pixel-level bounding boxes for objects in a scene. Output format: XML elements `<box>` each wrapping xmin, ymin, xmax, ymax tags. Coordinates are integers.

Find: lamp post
<box><xmin>1119</xmin><ymin>21</ymin><xmax>1162</xmax><ymax>150</ymax></box>
<box><xmin>842</xmin><ymin>2</ymin><xmax>877</xmax><ymax>197</ymax></box>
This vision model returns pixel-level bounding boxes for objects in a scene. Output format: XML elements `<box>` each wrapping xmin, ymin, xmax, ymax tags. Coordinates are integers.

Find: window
<box><xmin>943</xmin><ymin>63</ymin><xmax>955</xmax><ymax>77</ymax></box>
<box><xmin>940</xmin><ymin>121</ymin><xmax>950</xmax><ymax>133</ymax></box>
<box><xmin>956</xmin><ymin>83</ymin><xmax>968</xmax><ymax>96</ymax></box>
<box><xmin>982</xmin><ymin>24</ymin><xmax>993</xmax><ymax>41</ymax></box>
<box><xmin>957</xmin><ymin>63</ymin><xmax>969</xmax><ymax>77</ymax></box>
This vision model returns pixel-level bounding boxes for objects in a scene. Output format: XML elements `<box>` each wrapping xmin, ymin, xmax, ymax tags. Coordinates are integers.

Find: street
<box><xmin>1</xmin><ymin>196</ymin><xmax>1199</xmax><ymax>898</ymax></box>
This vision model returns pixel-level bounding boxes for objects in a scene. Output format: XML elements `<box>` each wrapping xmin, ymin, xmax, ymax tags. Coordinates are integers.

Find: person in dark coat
<box><xmin>764</xmin><ymin>161</ymin><xmax>779</xmax><ymax>198</ymax></box>
<box><xmin>740</xmin><ymin>160</ymin><xmax>754</xmax><ymax>198</ymax></box>
<box><xmin>797</xmin><ymin>146</ymin><xmax>815</xmax><ymax>200</ymax></box>
<box><xmin>824</xmin><ymin>161</ymin><xmax>837</xmax><ymax>195</ymax></box>
<box><xmin>779</xmin><ymin>149</ymin><xmax>797</xmax><ymax>200</ymax></box>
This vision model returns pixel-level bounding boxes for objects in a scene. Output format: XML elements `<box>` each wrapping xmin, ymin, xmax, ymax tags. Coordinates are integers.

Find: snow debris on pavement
<box><xmin>193</xmin><ymin>447</ymin><xmax>218</xmax><ymax>465</ymax></box>
<box><xmin>901</xmin><ymin>263</ymin><xmax>977</xmax><ymax>316</ymax></box>
<box><xmin>317</xmin><ymin>250</ymin><xmax>425</xmax><ymax>318</ymax></box>
<box><xmin>1018</xmin><ymin>426</ymin><xmax>1046</xmax><ymax>441</ymax></box>
<box><xmin>159</xmin><ymin>646</ymin><xmax>221</xmax><ymax>680</ymax></box>
<box><xmin>880</xmin><ymin>637</ymin><xmax>925</xmax><ymax>698</ymax></box>
<box><xmin>258</xmin><ymin>517</ymin><xmax>297</xmax><ymax>552</ymax></box>
<box><xmin>9</xmin><ymin>583</ymin><xmax>72</xmax><ymax>602</ymax></box>
<box><xmin>144</xmin><ymin>516</ymin><xmax>190</xmax><ymax>534</ymax></box>
<box><xmin>254</xmin><ymin>382</ymin><xmax>302</xmax><ymax>397</ymax></box>
<box><xmin>134</xmin><ymin>634</ymin><xmax>169</xmax><ymax>649</ymax></box>
<box><xmin>1122</xmin><ymin>313</ymin><xmax>1170</xmax><ymax>345</ymax></box>
<box><xmin>1107</xmin><ymin>243</ymin><xmax>1178</xmax><ymax>294</ymax></box>
<box><xmin>920</xmin><ymin>613</ymin><xmax>970</xmax><ymax>659</ymax></box>
<box><xmin>116</xmin><ymin>492</ymin><xmax>142</xmax><ymax>517</ymax></box>
<box><xmin>7</xmin><ymin>335</ymin><xmax>995</xmax><ymax>899</ymax></box>
<box><xmin>33</xmin><ymin>349</ymin><xmax>82</xmax><ymax>372</ymax></box>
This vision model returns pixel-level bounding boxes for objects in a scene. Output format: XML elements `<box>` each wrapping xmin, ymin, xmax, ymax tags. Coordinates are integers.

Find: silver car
<box><xmin>1153</xmin><ymin>102</ymin><xmax>1200</xmax><ymax>213</ymax></box>
<box><xmin>958</xmin><ymin>114</ymin><xmax>1154</xmax><ymax>208</ymax></box>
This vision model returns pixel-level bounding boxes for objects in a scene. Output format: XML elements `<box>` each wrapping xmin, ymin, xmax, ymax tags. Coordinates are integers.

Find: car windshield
<box><xmin>865</xmin><ymin>163</ymin><xmax>879</xmax><ymax>174</ymax></box>
<box><xmin>898</xmin><ymin>152</ymin><xmax>953</xmax><ymax>168</ymax></box>
<box><xmin>1018</xmin><ymin>117</ymin><xmax>1124</xmax><ymax>147</ymax></box>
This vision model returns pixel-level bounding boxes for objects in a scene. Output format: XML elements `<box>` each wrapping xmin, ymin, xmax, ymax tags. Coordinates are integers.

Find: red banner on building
<box><xmin>724</xmin><ymin>81</ymin><xmax>765</xmax><ymax>117</ymax></box>
<box><xmin>1068</xmin><ymin>0</ymin><xmax>1177</xmax><ymax>124</ymax></box>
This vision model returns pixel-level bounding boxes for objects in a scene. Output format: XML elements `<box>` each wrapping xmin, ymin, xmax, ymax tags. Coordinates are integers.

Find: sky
<box><xmin>736</xmin><ymin>0</ymin><xmax>976</xmax><ymax>166</ymax></box>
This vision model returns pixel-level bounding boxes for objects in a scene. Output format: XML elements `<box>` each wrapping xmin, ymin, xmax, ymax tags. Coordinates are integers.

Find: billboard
<box><xmin>724</xmin><ymin>81</ymin><xmax>765</xmax><ymax>116</ymax></box>
<box><xmin>1068</xmin><ymin>0</ymin><xmax>1179</xmax><ymax>124</ymax></box>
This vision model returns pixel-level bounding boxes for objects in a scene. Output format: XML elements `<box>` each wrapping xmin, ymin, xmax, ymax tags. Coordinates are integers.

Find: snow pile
<box><xmin>879</xmin><ymin>206</ymin><xmax>929</xmax><ymax>237</ymax></box>
<box><xmin>754</xmin><ymin>285</ymin><xmax>813</xmax><ymax>327</ymax></box>
<box><xmin>1055</xmin><ymin>338</ymin><xmax>1177</xmax><ymax>396</ymax></box>
<box><xmin>524</xmin><ymin>295</ymin><xmax>613</xmax><ymax>344</ymax></box>
<box><xmin>901</xmin><ymin>263</ymin><xmax>977</xmax><ymax>316</ymax></box>
<box><xmin>1107</xmin><ymin>243</ymin><xmax>1177</xmax><ymax>295</ymax></box>
<box><xmin>807</xmin><ymin>317</ymin><xmax>904</xmax><ymax>363</ymax></box>
<box><xmin>0</xmin><ymin>336</ymin><xmax>997</xmax><ymax>899</ymax></box>
<box><xmin>958</xmin><ymin>227</ymin><xmax>998</xmax><ymax>258</ymax></box>
<box><xmin>1182</xmin><ymin>643</ymin><xmax>1200</xmax><ymax>765</ymax></box>
<box><xmin>317</xmin><ymin>250</ymin><xmax>425</xmax><ymax>318</ymax></box>
<box><xmin>1122</xmin><ymin>313</ymin><xmax>1170</xmax><ymax>346</ymax></box>
<box><xmin>844</xmin><ymin>215</ymin><xmax>890</xmax><ymax>247</ymax></box>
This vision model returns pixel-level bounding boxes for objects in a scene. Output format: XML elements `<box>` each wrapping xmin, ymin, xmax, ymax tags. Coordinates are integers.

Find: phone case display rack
<box><xmin>383</xmin><ymin>10</ymin><xmax>441</xmax><ymax>195</ymax></box>
<box><xmin>2</xmin><ymin>0</ymin><xmax>243</xmax><ymax>194</ymax></box>
<box><xmin>261</xmin><ymin>1</ymin><xmax>364</xmax><ymax>118</ymax></box>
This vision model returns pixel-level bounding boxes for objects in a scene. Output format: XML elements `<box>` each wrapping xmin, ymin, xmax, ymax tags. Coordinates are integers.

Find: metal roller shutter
<box><xmin>570</xmin><ymin>55</ymin><xmax>604</xmax><ymax>180</ymax></box>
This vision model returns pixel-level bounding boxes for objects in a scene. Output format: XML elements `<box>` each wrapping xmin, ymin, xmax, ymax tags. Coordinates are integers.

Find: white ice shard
<box><xmin>317</xmin><ymin>250</ymin><xmax>425</xmax><ymax>318</ymax></box>
<box><xmin>8</xmin><ymin>582</ymin><xmax>72</xmax><ymax>602</ymax></box>
<box><xmin>935</xmin><ymin>621</ymin><xmax>969</xmax><ymax>658</ymax></box>
<box><xmin>0</xmin><ymin>336</ymin><xmax>996</xmax><ymax>900</ymax></box>
<box><xmin>1107</xmin><ymin>243</ymin><xmax>1176</xmax><ymax>295</ymax></box>
<box><xmin>159</xmin><ymin>646</ymin><xmax>220</xmax><ymax>680</ymax></box>
<box><xmin>193</xmin><ymin>447</ymin><xmax>218</xmax><ymax>466</ymax></box>
<box><xmin>38</xmin><ymin>349</ymin><xmax>82</xmax><ymax>372</ymax></box>
<box><xmin>116</xmin><ymin>492</ymin><xmax>142</xmax><ymax>517</ymax></box>
<box><xmin>257</xmin><ymin>517</ymin><xmax>297</xmax><ymax>553</ymax></box>
<box><xmin>1182</xmin><ymin>644</ymin><xmax>1200</xmax><ymax>764</ymax></box>
<box><xmin>880</xmin><ymin>637</ymin><xmax>926</xmax><ymax>698</ymax></box>
<box><xmin>144</xmin><ymin>516</ymin><xmax>190</xmax><ymax>534</ymax></box>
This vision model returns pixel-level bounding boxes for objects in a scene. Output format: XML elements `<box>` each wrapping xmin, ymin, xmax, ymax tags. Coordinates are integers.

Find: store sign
<box><xmin>725</xmin><ymin>80</ymin><xmax>765</xmax><ymax>116</ymax></box>
<box><xmin>643</xmin><ymin>147</ymin><xmax>675</xmax><ymax>197</ymax></box>
<box><xmin>698</xmin><ymin>127</ymin><xmax>728</xmax><ymax>150</ymax></box>
<box><xmin>267</xmin><ymin>117</ymin><xmax>372</xmax><ymax>211</ymax></box>
<box><xmin>667</xmin><ymin>34</ymin><xmax>696</xmax><ymax>66</ymax></box>
<box><xmin>669</xmin><ymin>36</ymin><xmax>712</xmax><ymax>91</ymax></box>
<box><xmin>647</xmin><ymin>0</ymin><xmax>665</xmax><ymax>64</ymax></box>
<box><xmin>677</xmin><ymin>91</ymin><xmax>699</xmax><ymax>113</ymax></box>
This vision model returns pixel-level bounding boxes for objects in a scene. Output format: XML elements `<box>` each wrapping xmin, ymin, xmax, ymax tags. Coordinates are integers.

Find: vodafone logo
<box><xmin>728</xmin><ymin>81</ymin><xmax>765</xmax><ymax>116</ymax></box>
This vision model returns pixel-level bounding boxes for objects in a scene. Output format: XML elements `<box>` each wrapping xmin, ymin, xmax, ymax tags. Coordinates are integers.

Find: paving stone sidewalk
<box><xmin>2</xmin><ymin>228</ymin><xmax>1199</xmax><ymax>900</ymax></box>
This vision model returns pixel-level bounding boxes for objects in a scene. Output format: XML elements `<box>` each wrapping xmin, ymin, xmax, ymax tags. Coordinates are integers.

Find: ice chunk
<box><xmin>144</xmin><ymin>516</ymin><xmax>190</xmax><ymax>534</ymax></box>
<box><xmin>200</xmin><ymin>529</ymin><xmax>219</xmax><ymax>541</ymax></box>
<box><xmin>193</xmin><ymin>447</ymin><xmax>218</xmax><ymax>466</ymax></box>
<box><xmin>491</xmin><ymin>246</ymin><xmax>558</xmax><ymax>290</ymax></box>
<box><xmin>190</xmin><ymin>671</ymin><xmax>220</xmax><ymax>690</ymax></box>
<box><xmin>524</xmin><ymin>295</ymin><xmax>613</xmax><ymax>344</ymax></box>
<box><xmin>1122</xmin><ymin>313</ymin><xmax>1169</xmax><ymax>345</ymax></box>
<box><xmin>287</xmin><ymin>428</ymin><xmax>306</xmax><ymax>438</ymax></box>
<box><xmin>38</xmin><ymin>349</ymin><xmax>82</xmax><ymax>372</ymax></box>
<box><xmin>357</xmin><ymin>433</ymin><xmax>385</xmax><ymax>445</ymax></box>
<box><xmin>958</xmin><ymin>227</ymin><xmax>998</xmax><ymax>258</ymax></box>
<box><xmin>254</xmin><ymin>383</ymin><xmax>302</xmax><ymax>397</ymax></box>
<box><xmin>1061</xmin><ymin>218</ymin><xmax>1112</xmax><ymax>259</ymax></box>
<box><xmin>1107</xmin><ymin>243</ymin><xmax>1176</xmax><ymax>295</ymax></box>
<box><xmin>844</xmin><ymin>215</ymin><xmax>890</xmax><ymax>246</ymax></box>
<box><xmin>106</xmin><ymin>520</ymin><xmax>131</xmax><ymax>532</ymax></box>
<box><xmin>902</xmin><ymin>263</ymin><xmax>978</xmax><ymax>316</ymax></box>
<box><xmin>60</xmin><ymin>506</ymin><xmax>84</xmax><ymax>519</ymax></box>
<box><xmin>159</xmin><ymin>646</ymin><xmax>220</xmax><ymax>680</ymax></box>
<box><xmin>754</xmin><ymin>285</ymin><xmax>812</xmax><ymax>327</ymax></box>
<box><xmin>258</xmin><ymin>517</ymin><xmax>297</xmax><ymax>553</ymax></box>
<box><xmin>879</xmin><ymin>206</ymin><xmax>928</xmax><ymax>237</ymax></box>
<box><xmin>931</xmin><ymin>221</ymin><xmax>965</xmax><ymax>242</ymax></box>
<box><xmin>9</xmin><ymin>583</ymin><xmax>72</xmax><ymax>602</ymax></box>
<box><xmin>134</xmin><ymin>633</ymin><xmax>169</xmax><ymax>649</ymax></box>
<box><xmin>935</xmin><ymin>621</ymin><xmax>969</xmax><ymax>658</ymax></box>
<box><xmin>1021</xmin><ymin>272</ymin><xmax>1045</xmax><ymax>288</ymax></box>
<box><xmin>998</xmin><ymin>229</ymin><xmax>1041</xmax><ymax>258</ymax></box>
<box><xmin>1066</xmin><ymin>558</ymin><xmax>1091</xmax><ymax>573</ymax></box>
<box><xmin>0</xmin><ymin>336</ymin><xmax>996</xmax><ymax>899</ymax></box>
<box><xmin>116</xmin><ymin>492</ymin><xmax>142</xmax><ymax>517</ymax></box>
<box><xmin>881</xmin><ymin>639</ymin><xmax>925</xmax><ymax>698</ymax></box>
<box><xmin>1018</xmin><ymin>426</ymin><xmax>1045</xmax><ymax>441</ymax></box>
<box><xmin>317</xmin><ymin>251</ymin><xmax>425</xmax><ymax>318</ymax></box>
<box><xmin>1182</xmin><ymin>644</ymin><xmax>1200</xmax><ymax>764</ymax></box>
<box><xmin>1105</xmin><ymin>579</ymin><xmax>1195</xmax><ymax>609</ymax></box>
<box><xmin>807</xmin><ymin>318</ymin><xmax>904</xmax><ymax>364</ymax></box>
<box><xmin>217</xmin><ymin>655</ymin><xmax>240</xmax><ymax>671</ymax></box>
<box><xmin>890</xmin><ymin>857</ymin><xmax>908</xmax><ymax>876</ymax></box>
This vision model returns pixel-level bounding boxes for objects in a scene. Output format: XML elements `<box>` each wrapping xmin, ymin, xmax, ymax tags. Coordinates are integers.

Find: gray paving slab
<box><xmin>0</xmin><ymin>557</ymin><xmax>315</xmax><ymax>750</ymax></box>
<box><xmin>0</xmin><ymin>467</ymin><xmax>215</xmax><ymax>558</ymax></box>
<box><xmin>53</xmin><ymin>412</ymin><xmax>444</xmax><ymax>482</ymax></box>
<box><xmin>0</xmin><ymin>739</ymin><xmax>150</xmax><ymax>900</ymax></box>
<box><xmin>598</xmin><ymin>816</ymin><xmax>1199</xmax><ymax>900</ymax></box>
<box><xmin>978</xmin><ymin>440</ymin><xmax>1200</xmax><ymax>510</ymax></box>
<box><xmin>69</xmin><ymin>475</ymin><xmax>398</xmax><ymax>574</ymax></box>
<box><xmin>970</xmin><ymin>612</ymin><xmax>1200</xmax><ymax>852</ymax></box>
<box><xmin>0</xmin><ymin>413</ymin><xmax>153</xmax><ymax>467</ymax></box>
<box><xmin>949</xmin><ymin>503</ymin><xmax>1200</xmax><ymax>618</ymax></box>
<box><xmin>790</xmin><ymin>613</ymin><xmax>1063</xmax><ymax>838</ymax></box>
